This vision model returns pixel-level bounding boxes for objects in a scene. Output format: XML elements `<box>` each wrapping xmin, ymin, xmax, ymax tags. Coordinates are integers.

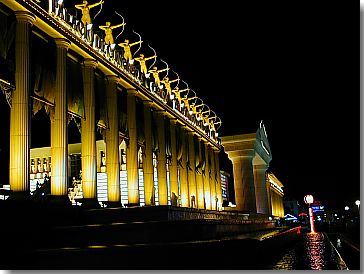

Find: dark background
<box><xmin>0</xmin><ymin>0</ymin><xmax>360</xmax><ymax>210</ymax></box>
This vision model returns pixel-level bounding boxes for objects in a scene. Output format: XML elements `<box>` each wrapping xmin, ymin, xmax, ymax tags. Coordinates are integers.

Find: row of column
<box><xmin>230</xmin><ymin>155</ymin><xmax>270</xmax><ymax>214</ymax></box>
<box><xmin>9</xmin><ymin>10</ymin><xmax>223</xmax><ymax>210</ymax></box>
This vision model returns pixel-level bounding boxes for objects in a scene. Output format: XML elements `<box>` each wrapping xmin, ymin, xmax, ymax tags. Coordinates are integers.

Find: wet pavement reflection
<box><xmin>272</xmin><ymin>232</ymin><xmax>348</xmax><ymax>270</ymax></box>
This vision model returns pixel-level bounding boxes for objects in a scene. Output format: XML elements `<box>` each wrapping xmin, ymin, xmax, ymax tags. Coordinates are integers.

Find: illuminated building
<box><xmin>0</xmin><ymin>0</ymin><xmax>223</xmax><ymax>210</ymax></box>
<box><xmin>220</xmin><ymin>170</ymin><xmax>230</xmax><ymax>204</ymax></box>
<box><xmin>221</xmin><ymin>121</ymin><xmax>285</xmax><ymax>217</ymax></box>
<box><xmin>267</xmin><ymin>172</ymin><xmax>284</xmax><ymax>218</ymax></box>
<box><xmin>0</xmin><ymin>0</ymin><xmax>284</xmax><ymax>219</ymax></box>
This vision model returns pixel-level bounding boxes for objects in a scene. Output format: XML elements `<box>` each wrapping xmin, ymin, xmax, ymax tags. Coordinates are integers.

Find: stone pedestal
<box><xmin>9</xmin><ymin>11</ymin><xmax>35</xmax><ymax>193</ymax></box>
<box><xmin>105</xmin><ymin>76</ymin><xmax>120</xmax><ymax>204</ymax></box>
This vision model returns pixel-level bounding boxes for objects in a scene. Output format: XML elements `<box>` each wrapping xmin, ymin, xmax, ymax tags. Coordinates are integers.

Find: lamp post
<box><xmin>355</xmin><ymin>200</ymin><xmax>360</xmax><ymax>211</ymax></box>
<box><xmin>304</xmin><ymin>194</ymin><xmax>315</xmax><ymax>233</ymax></box>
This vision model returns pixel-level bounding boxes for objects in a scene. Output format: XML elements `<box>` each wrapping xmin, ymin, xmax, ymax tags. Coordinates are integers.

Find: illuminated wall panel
<box><xmin>120</xmin><ymin>170</ymin><xmax>128</xmax><ymax>205</ymax></box>
<box><xmin>138</xmin><ymin>169</ymin><xmax>145</xmax><ymax>206</ymax></box>
<box><xmin>97</xmin><ymin>173</ymin><xmax>108</xmax><ymax>202</ymax></box>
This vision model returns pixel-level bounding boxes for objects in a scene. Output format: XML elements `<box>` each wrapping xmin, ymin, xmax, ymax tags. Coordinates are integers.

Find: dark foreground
<box><xmin>0</xmin><ymin>200</ymin><xmax>357</xmax><ymax>270</ymax></box>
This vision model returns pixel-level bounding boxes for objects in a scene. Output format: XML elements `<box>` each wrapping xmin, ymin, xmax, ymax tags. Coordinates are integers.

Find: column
<box><xmin>266</xmin><ymin>181</ymin><xmax>272</xmax><ymax>216</ymax></box>
<box><xmin>196</xmin><ymin>138</ymin><xmax>205</xmax><ymax>209</ymax></box>
<box><xmin>179</xmin><ymin>126</ymin><xmax>189</xmax><ymax>207</ymax></box>
<box><xmin>232</xmin><ymin>155</ymin><xmax>257</xmax><ymax>213</ymax></box>
<box><xmin>105</xmin><ymin>75</ymin><xmax>120</xmax><ymax>205</ymax></box>
<box><xmin>169</xmin><ymin>119</ymin><xmax>179</xmax><ymax>206</ymax></box>
<box><xmin>81</xmin><ymin>58</ymin><xmax>98</xmax><ymax>207</ymax></box>
<box><xmin>214</xmin><ymin>149</ymin><xmax>223</xmax><ymax>211</ymax></box>
<box><xmin>50</xmin><ymin>38</ymin><xmax>71</xmax><ymax>200</ymax></box>
<box><xmin>253</xmin><ymin>164</ymin><xmax>269</xmax><ymax>214</ymax></box>
<box><xmin>155</xmin><ymin>111</ymin><xmax>167</xmax><ymax>205</ymax></box>
<box><xmin>187</xmin><ymin>131</ymin><xmax>197</xmax><ymax>208</ymax></box>
<box><xmin>203</xmin><ymin>141</ymin><xmax>211</xmax><ymax>210</ymax></box>
<box><xmin>9</xmin><ymin>11</ymin><xmax>35</xmax><ymax>197</ymax></box>
<box><xmin>209</xmin><ymin>146</ymin><xmax>217</xmax><ymax>210</ymax></box>
<box><xmin>143</xmin><ymin>101</ymin><xmax>154</xmax><ymax>206</ymax></box>
<box><xmin>126</xmin><ymin>89</ymin><xmax>139</xmax><ymax>205</ymax></box>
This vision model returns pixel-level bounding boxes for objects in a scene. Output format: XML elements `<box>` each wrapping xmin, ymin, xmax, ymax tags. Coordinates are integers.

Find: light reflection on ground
<box><xmin>305</xmin><ymin>232</ymin><xmax>326</xmax><ymax>270</ymax></box>
<box><xmin>272</xmin><ymin>232</ymin><xmax>343</xmax><ymax>270</ymax></box>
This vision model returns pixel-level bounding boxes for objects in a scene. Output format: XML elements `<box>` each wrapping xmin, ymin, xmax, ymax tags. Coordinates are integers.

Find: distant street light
<box><xmin>355</xmin><ymin>200</ymin><xmax>360</xmax><ymax>211</ymax></box>
<box><xmin>304</xmin><ymin>194</ymin><xmax>315</xmax><ymax>233</ymax></box>
<box><xmin>344</xmin><ymin>206</ymin><xmax>349</xmax><ymax>211</ymax></box>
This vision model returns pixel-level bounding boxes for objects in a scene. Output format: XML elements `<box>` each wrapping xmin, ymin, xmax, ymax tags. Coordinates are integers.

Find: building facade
<box><xmin>0</xmin><ymin>0</ymin><xmax>223</xmax><ymax>210</ymax></box>
<box><xmin>222</xmin><ymin>122</ymin><xmax>285</xmax><ymax>217</ymax></box>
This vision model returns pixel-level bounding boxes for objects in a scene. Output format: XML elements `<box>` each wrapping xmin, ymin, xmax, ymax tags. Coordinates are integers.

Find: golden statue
<box><xmin>148</xmin><ymin>66</ymin><xmax>169</xmax><ymax>87</ymax></box>
<box><xmin>160</xmin><ymin>76</ymin><xmax>179</xmax><ymax>98</ymax></box>
<box><xmin>118</xmin><ymin>39</ymin><xmax>143</xmax><ymax>62</ymax></box>
<box><xmin>75</xmin><ymin>0</ymin><xmax>104</xmax><ymax>26</ymax></box>
<box><xmin>134</xmin><ymin>54</ymin><xmax>157</xmax><ymax>75</ymax></box>
<box><xmin>99</xmin><ymin>21</ymin><xmax>126</xmax><ymax>45</ymax></box>
<box><xmin>173</xmin><ymin>87</ymin><xmax>189</xmax><ymax>105</ymax></box>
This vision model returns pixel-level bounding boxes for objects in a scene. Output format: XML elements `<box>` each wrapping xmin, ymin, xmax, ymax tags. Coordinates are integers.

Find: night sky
<box><xmin>0</xmin><ymin>1</ymin><xmax>360</xmax><ymax>210</ymax></box>
<box><xmin>100</xmin><ymin>0</ymin><xmax>359</xmax><ymax>209</ymax></box>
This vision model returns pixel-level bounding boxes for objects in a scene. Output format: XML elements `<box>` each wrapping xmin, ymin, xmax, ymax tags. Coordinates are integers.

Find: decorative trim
<box><xmin>0</xmin><ymin>79</ymin><xmax>14</xmax><ymax>108</ymax></box>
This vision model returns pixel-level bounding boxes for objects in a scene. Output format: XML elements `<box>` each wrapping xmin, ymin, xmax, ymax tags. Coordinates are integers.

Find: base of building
<box><xmin>7</xmin><ymin>191</ymin><xmax>31</xmax><ymax>201</ymax></box>
<box><xmin>105</xmin><ymin>201</ymin><xmax>123</xmax><ymax>208</ymax></box>
<box><xmin>46</xmin><ymin>195</ymin><xmax>72</xmax><ymax>207</ymax></box>
<box><xmin>81</xmin><ymin>198</ymin><xmax>101</xmax><ymax>209</ymax></box>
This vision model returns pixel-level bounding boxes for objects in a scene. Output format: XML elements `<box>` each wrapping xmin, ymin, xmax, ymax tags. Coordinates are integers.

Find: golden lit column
<box><xmin>209</xmin><ymin>146</ymin><xmax>217</xmax><ymax>210</ymax></box>
<box><xmin>187</xmin><ymin>130</ymin><xmax>197</xmax><ymax>208</ymax></box>
<box><xmin>196</xmin><ymin>137</ymin><xmax>205</xmax><ymax>209</ymax></box>
<box><xmin>142</xmin><ymin>100</ymin><xmax>154</xmax><ymax>206</ymax></box>
<box><xmin>51</xmin><ymin>38</ymin><xmax>71</xmax><ymax>198</ymax></box>
<box><xmin>232</xmin><ymin>155</ymin><xmax>257</xmax><ymax>213</ymax></box>
<box><xmin>81</xmin><ymin>58</ymin><xmax>98</xmax><ymax>206</ymax></box>
<box><xmin>266</xmin><ymin>182</ymin><xmax>272</xmax><ymax>216</ymax></box>
<box><xmin>214</xmin><ymin>148</ymin><xmax>223</xmax><ymax>211</ymax></box>
<box><xmin>253</xmin><ymin>164</ymin><xmax>269</xmax><ymax>214</ymax></box>
<box><xmin>126</xmin><ymin>89</ymin><xmax>139</xmax><ymax>205</ymax></box>
<box><xmin>169</xmin><ymin>119</ymin><xmax>179</xmax><ymax>206</ymax></box>
<box><xmin>203</xmin><ymin>141</ymin><xmax>211</xmax><ymax>210</ymax></box>
<box><xmin>155</xmin><ymin>111</ymin><xmax>168</xmax><ymax>205</ymax></box>
<box><xmin>9</xmin><ymin>11</ymin><xmax>35</xmax><ymax>195</ymax></box>
<box><xmin>105</xmin><ymin>75</ymin><xmax>120</xmax><ymax>204</ymax></box>
<box><xmin>179</xmin><ymin>126</ymin><xmax>189</xmax><ymax>207</ymax></box>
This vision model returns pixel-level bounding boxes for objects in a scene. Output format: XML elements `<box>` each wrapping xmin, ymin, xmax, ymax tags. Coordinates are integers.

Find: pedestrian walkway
<box><xmin>271</xmin><ymin>232</ymin><xmax>348</xmax><ymax>270</ymax></box>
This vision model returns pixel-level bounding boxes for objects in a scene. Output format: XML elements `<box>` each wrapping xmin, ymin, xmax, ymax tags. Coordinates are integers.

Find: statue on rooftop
<box><xmin>118</xmin><ymin>39</ymin><xmax>143</xmax><ymax>62</ymax></box>
<box><xmin>134</xmin><ymin>54</ymin><xmax>157</xmax><ymax>75</ymax></box>
<box><xmin>99</xmin><ymin>21</ymin><xmax>126</xmax><ymax>45</ymax></box>
<box><xmin>75</xmin><ymin>0</ymin><xmax>104</xmax><ymax>26</ymax></box>
<box><xmin>160</xmin><ymin>76</ymin><xmax>179</xmax><ymax>98</ymax></box>
<box><xmin>148</xmin><ymin>66</ymin><xmax>169</xmax><ymax>88</ymax></box>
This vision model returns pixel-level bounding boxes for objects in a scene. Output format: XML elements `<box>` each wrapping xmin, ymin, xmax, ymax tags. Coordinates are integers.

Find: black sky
<box><xmin>97</xmin><ymin>0</ymin><xmax>359</xmax><ymax>209</ymax></box>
